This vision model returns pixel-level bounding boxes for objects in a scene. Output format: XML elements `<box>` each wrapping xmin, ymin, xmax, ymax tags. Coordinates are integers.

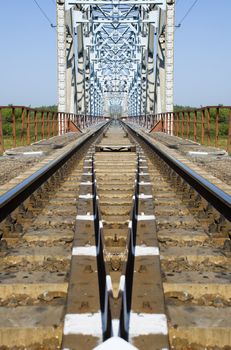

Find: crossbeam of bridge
<box><xmin>56</xmin><ymin>0</ymin><xmax>175</xmax><ymax>119</ymax></box>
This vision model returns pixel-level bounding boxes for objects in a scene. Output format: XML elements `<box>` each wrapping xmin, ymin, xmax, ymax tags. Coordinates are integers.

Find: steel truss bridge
<box><xmin>57</xmin><ymin>0</ymin><xmax>175</xmax><ymax>119</ymax></box>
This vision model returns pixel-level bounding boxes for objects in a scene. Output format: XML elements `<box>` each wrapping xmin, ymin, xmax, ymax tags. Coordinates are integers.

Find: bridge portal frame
<box><xmin>56</xmin><ymin>0</ymin><xmax>175</xmax><ymax>125</ymax></box>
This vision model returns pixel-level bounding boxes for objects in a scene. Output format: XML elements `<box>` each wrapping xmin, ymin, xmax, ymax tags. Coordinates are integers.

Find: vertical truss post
<box><xmin>165</xmin><ymin>0</ymin><xmax>175</xmax><ymax>134</ymax></box>
<box><xmin>57</xmin><ymin>0</ymin><xmax>66</xmax><ymax>133</ymax></box>
<box><xmin>66</xmin><ymin>10</ymin><xmax>77</xmax><ymax>114</ymax></box>
<box><xmin>76</xmin><ymin>24</ymin><xmax>85</xmax><ymax>114</ymax></box>
<box><xmin>154</xmin><ymin>7</ymin><xmax>165</xmax><ymax>115</ymax></box>
<box><xmin>146</xmin><ymin>23</ymin><xmax>155</xmax><ymax>115</ymax></box>
<box><xmin>59</xmin><ymin>0</ymin><xmax>174</xmax><ymax>122</ymax></box>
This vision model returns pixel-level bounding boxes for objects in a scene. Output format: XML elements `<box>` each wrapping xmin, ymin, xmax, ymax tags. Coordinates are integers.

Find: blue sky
<box><xmin>0</xmin><ymin>0</ymin><xmax>230</xmax><ymax>107</ymax></box>
<box><xmin>174</xmin><ymin>0</ymin><xmax>231</xmax><ymax>107</ymax></box>
<box><xmin>0</xmin><ymin>0</ymin><xmax>57</xmax><ymax>107</ymax></box>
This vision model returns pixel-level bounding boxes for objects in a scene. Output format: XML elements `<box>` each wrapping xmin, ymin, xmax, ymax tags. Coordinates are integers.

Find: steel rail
<box><xmin>119</xmin><ymin>155</ymin><xmax>140</xmax><ymax>340</ymax></box>
<box><xmin>0</xmin><ymin>123</ymin><xmax>107</xmax><ymax>223</ymax></box>
<box><xmin>92</xmin><ymin>149</ymin><xmax>140</xmax><ymax>340</ymax></box>
<box><xmin>124</xmin><ymin>123</ymin><xmax>231</xmax><ymax>222</ymax></box>
<box><xmin>91</xmin><ymin>156</ymin><xmax>113</xmax><ymax>340</ymax></box>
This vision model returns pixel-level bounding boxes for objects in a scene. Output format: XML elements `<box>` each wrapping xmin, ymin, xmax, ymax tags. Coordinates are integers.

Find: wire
<box><xmin>32</xmin><ymin>0</ymin><xmax>56</xmax><ymax>28</ymax></box>
<box><xmin>176</xmin><ymin>0</ymin><xmax>199</xmax><ymax>27</ymax></box>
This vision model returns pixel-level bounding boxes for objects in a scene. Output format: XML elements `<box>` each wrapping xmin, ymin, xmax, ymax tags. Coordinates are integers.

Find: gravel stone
<box><xmin>0</xmin><ymin>132</ymin><xmax>81</xmax><ymax>186</ymax></box>
<box><xmin>149</xmin><ymin>132</ymin><xmax>231</xmax><ymax>186</ymax></box>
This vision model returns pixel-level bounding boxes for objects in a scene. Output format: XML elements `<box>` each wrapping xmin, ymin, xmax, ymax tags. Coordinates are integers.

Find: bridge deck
<box><xmin>0</xmin><ymin>121</ymin><xmax>230</xmax><ymax>350</ymax></box>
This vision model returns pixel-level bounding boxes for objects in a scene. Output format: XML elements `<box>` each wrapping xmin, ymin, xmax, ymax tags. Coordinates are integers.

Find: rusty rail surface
<box><xmin>128</xmin><ymin>106</ymin><xmax>231</xmax><ymax>152</ymax></box>
<box><xmin>0</xmin><ymin>105</ymin><xmax>104</xmax><ymax>153</ymax></box>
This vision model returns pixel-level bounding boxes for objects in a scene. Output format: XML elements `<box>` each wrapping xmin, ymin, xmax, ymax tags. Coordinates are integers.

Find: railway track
<box><xmin>0</xmin><ymin>124</ymin><xmax>106</xmax><ymax>349</ymax></box>
<box><xmin>0</xmin><ymin>121</ymin><xmax>230</xmax><ymax>349</ymax></box>
<box><xmin>125</xmin><ymin>123</ymin><xmax>231</xmax><ymax>350</ymax></box>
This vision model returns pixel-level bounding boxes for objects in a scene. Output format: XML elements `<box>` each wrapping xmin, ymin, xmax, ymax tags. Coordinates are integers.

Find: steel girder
<box><xmin>57</xmin><ymin>0</ymin><xmax>175</xmax><ymax>117</ymax></box>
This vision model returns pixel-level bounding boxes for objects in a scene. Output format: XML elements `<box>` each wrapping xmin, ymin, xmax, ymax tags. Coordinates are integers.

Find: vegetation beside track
<box><xmin>173</xmin><ymin>105</ymin><xmax>231</xmax><ymax>152</ymax></box>
<box><xmin>1</xmin><ymin>105</ymin><xmax>57</xmax><ymax>150</ymax></box>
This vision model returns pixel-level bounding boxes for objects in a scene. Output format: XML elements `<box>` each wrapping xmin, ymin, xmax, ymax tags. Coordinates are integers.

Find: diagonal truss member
<box><xmin>56</xmin><ymin>0</ymin><xmax>175</xmax><ymax>118</ymax></box>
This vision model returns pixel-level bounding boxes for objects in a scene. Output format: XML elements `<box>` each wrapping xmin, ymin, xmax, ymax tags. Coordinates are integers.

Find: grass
<box><xmin>0</xmin><ymin>106</ymin><xmax>59</xmax><ymax>153</ymax></box>
<box><xmin>1</xmin><ymin>105</ymin><xmax>230</xmax><ymax>154</ymax></box>
<box><xmin>172</xmin><ymin>107</ymin><xmax>231</xmax><ymax>153</ymax></box>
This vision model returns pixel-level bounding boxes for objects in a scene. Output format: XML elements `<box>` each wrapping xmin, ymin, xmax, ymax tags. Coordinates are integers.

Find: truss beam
<box><xmin>56</xmin><ymin>0</ymin><xmax>175</xmax><ymax>118</ymax></box>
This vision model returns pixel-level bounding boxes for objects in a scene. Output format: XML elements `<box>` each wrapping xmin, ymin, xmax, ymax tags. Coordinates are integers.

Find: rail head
<box><xmin>124</xmin><ymin>122</ymin><xmax>231</xmax><ymax>222</ymax></box>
